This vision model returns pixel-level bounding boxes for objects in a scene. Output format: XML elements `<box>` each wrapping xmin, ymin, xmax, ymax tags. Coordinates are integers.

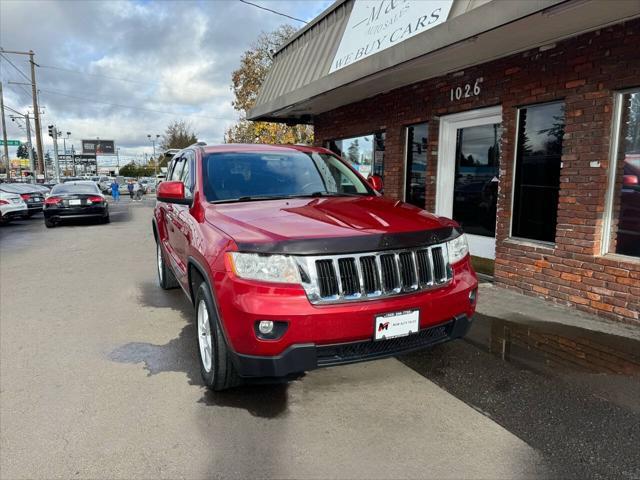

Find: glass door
<box><xmin>436</xmin><ymin>106</ymin><xmax>502</xmax><ymax>260</ymax></box>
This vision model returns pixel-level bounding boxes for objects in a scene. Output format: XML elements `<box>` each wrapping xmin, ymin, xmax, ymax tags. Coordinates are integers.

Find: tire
<box><xmin>195</xmin><ymin>281</ymin><xmax>242</xmax><ymax>391</ymax></box>
<box><xmin>44</xmin><ymin>217</ymin><xmax>55</xmax><ymax>228</ymax></box>
<box><xmin>102</xmin><ymin>214</ymin><xmax>110</xmax><ymax>224</ymax></box>
<box><xmin>156</xmin><ymin>241</ymin><xmax>179</xmax><ymax>289</ymax></box>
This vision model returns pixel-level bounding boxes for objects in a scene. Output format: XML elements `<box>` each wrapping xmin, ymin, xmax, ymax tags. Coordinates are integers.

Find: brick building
<box><xmin>249</xmin><ymin>0</ymin><xmax>640</xmax><ymax>324</ymax></box>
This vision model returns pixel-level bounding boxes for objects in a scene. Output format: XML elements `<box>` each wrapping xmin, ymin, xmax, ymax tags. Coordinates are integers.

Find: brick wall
<box><xmin>314</xmin><ymin>20</ymin><xmax>640</xmax><ymax>325</ymax></box>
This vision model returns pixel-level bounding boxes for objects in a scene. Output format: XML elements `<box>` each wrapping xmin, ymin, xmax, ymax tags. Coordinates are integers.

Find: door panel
<box><xmin>436</xmin><ymin>107</ymin><xmax>502</xmax><ymax>260</ymax></box>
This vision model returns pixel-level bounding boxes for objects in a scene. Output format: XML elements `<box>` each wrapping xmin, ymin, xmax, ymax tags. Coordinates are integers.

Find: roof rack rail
<box><xmin>189</xmin><ymin>141</ymin><xmax>207</xmax><ymax>147</ymax></box>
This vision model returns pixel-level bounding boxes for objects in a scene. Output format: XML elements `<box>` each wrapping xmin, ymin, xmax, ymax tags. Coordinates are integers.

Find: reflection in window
<box><xmin>327</xmin><ymin>132</ymin><xmax>385</xmax><ymax>179</ymax></box>
<box><xmin>609</xmin><ymin>91</ymin><xmax>640</xmax><ymax>257</ymax></box>
<box><xmin>405</xmin><ymin>123</ymin><xmax>428</xmax><ymax>208</ymax></box>
<box><xmin>512</xmin><ymin>102</ymin><xmax>565</xmax><ymax>243</ymax></box>
<box><xmin>452</xmin><ymin>123</ymin><xmax>502</xmax><ymax>237</ymax></box>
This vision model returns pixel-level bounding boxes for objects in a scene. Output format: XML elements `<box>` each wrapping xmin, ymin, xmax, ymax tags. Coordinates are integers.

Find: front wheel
<box><xmin>195</xmin><ymin>282</ymin><xmax>241</xmax><ymax>391</ymax></box>
<box><xmin>156</xmin><ymin>242</ymin><xmax>178</xmax><ymax>289</ymax></box>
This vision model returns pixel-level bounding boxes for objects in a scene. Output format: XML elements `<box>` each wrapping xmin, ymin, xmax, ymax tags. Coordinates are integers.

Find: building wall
<box><xmin>314</xmin><ymin>19</ymin><xmax>640</xmax><ymax>325</ymax></box>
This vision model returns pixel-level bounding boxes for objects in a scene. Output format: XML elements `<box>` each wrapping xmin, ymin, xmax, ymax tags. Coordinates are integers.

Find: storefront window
<box><xmin>405</xmin><ymin>123</ymin><xmax>428</xmax><ymax>208</ymax></box>
<box><xmin>452</xmin><ymin>123</ymin><xmax>501</xmax><ymax>236</ymax></box>
<box><xmin>606</xmin><ymin>90</ymin><xmax>640</xmax><ymax>258</ymax></box>
<box><xmin>327</xmin><ymin>132</ymin><xmax>385</xmax><ymax>179</ymax></box>
<box><xmin>512</xmin><ymin>102</ymin><xmax>565</xmax><ymax>243</ymax></box>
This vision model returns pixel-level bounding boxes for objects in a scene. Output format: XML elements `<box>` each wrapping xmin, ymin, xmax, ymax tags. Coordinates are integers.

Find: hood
<box><xmin>205</xmin><ymin>196</ymin><xmax>459</xmax><ymax>255</ymax></box>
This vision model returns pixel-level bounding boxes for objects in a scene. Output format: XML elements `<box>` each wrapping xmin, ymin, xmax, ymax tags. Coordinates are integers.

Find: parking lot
<box><xmin>1</xmin><ymin>198</ymin><xmax>639</xmax><ymax>479</ymax></box>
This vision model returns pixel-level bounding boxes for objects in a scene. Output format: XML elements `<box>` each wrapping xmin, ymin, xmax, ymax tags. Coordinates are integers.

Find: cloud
<box><xmin>0</xmin><ymin>0</ymin><xmax>332</xmax><ymax>161</ymax></box>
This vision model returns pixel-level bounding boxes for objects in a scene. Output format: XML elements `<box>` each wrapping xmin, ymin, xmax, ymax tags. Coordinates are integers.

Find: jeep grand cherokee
<box><xmin>153</xmin><ymin>144</ymin><xmax>478</xmax><ymax>390</ymax></box>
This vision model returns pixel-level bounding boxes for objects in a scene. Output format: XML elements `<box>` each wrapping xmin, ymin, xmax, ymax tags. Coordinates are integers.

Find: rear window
<box><xmin>51</xmin><ymin>183</ymin><xmax>100</xmax><ymax>195</ymax></box>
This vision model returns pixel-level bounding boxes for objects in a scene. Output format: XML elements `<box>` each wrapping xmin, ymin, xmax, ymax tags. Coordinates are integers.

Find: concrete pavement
<box><xmin>0</xmin><ymin>199</ymin><xmax>548</xmax><ymax>479</ymax></box>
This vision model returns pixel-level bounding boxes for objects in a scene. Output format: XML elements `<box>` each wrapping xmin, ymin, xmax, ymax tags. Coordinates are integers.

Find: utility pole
<box><xmin>0</xmin><ymin>82</ymin><xmax>9</xmax><ymax>170</ymax></box>
<box><xmin>24</xmin><ymin>114</ymin><xmax>35</xmax><ymax>183</ymax></box>
<box><xmin>0</xmin><ymin>48</ymin><xmax>45</xmax><ymax>175</ymax></box>
<box><xmin>29</xmin><ymin>51</ymin><xmax>44</xmax><ymax>174</ymax></box>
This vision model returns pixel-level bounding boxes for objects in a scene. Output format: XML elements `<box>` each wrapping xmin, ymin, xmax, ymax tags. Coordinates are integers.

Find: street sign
<box><xmin>0</xmin><ymin>140</ymin><xmax>21</xmax><ymax>146</ymax></box>
<box><xmin>82</xmin><ymin>139</ymin><xmax>115</xmax><ymax>155</ymax></box>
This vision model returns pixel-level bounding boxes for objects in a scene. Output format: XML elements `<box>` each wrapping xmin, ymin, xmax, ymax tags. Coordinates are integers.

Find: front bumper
<box><xmin>231</xmin><ymin>314</ymin><xmax>472</xmax><ymax>378</ymax></box>
<box><xmin>214</xmin><ymin>255</ymin><xmax>478</xmax><ymax>367</ymax></box>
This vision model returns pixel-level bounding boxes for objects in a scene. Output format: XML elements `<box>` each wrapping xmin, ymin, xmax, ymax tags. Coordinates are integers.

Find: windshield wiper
<box><xmin>210</xmin><ymin>195</ymin><xmax>293</xmax><ymax>204</ymax></box>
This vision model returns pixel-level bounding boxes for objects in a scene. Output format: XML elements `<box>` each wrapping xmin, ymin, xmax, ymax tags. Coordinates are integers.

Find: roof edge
<box><xmin>274</xmin><ymin>0</ymin><xmax>348</xmax><ymax>57</ymax></box>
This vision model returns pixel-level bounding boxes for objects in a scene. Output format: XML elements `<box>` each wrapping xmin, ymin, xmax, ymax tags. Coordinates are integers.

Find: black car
<box><xmin>43</xmin><ymin>181</ymin><xmax>110</xmax><ymax>228</ymax></box>
<box><xmin>0</xmin><ymin>183</ymin><xmax>47</xmax><ymax>217</ymax></box>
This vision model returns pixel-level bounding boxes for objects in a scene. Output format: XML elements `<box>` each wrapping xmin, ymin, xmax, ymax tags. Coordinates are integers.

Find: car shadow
<box><xmin>108</xmin><ymin>280</ymin><xmax>289</xmax><ymax>419</ymax></box>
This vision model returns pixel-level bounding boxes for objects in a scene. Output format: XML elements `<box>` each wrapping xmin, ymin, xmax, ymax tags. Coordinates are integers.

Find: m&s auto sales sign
<box><xmin>330</xmin><ymin>0</ymin><xmax>453</xmax><ymax>73</ymax></box>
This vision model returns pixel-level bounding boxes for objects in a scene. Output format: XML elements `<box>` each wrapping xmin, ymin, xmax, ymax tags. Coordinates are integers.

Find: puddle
<box><xmin>109</xmin><ymin>280</ymin><xmax>290</xmax><ymax>418</ymax></box>
<box><xmin>469</xmin><ymin>313</ymin><xmax>640</xmax><ymax>376</ymax></box>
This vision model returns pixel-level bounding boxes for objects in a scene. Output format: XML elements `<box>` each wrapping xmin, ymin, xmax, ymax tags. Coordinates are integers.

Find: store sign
<box><xmin>330</xmin><ymin>0</ymin><xmax>453</xmax><ymax>73</ymax></box>
<box><xmin>82</xmin><ymin>139</ymin><xmax>115</xmax><ymax>155</ymax></box>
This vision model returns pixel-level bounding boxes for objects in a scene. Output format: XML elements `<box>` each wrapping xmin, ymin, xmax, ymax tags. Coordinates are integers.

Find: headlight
<box><xmin>228</xmin><ymin>252</ymin><xmax>301</xmax><ymax>284</ymax></box>
<box><xmin>447</xmin><ymin>233</ymin><xmax>469</xmax><ymax>264</ymax></box>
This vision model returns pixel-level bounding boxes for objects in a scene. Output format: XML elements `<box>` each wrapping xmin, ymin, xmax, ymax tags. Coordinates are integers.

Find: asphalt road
<box><xmin>1</xmin><ymin>198</ymin><xmax>638</xmax><ymax>479</ymax></box>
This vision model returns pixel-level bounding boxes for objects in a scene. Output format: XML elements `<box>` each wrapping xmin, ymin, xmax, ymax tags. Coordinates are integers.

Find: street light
<box><xmin>147</xmin><ymin>134</ymin><xmax>160</xmax><ymax>177</ymax></box>
<box><xmin>62</xmin><ymin>132</ymin><xmax>71</xmax><ymax>175</ymax></box>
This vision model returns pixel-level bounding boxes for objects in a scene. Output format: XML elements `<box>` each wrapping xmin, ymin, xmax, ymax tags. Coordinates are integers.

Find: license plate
<box><xmin>374</xmin><ymin>309</ymin><xmax>419</xmax><ymax>341</ymax></box>
<box><xmin>69</xmin><ymin>199</ymin><xmax>82</xmax><ymax>206</ymax></box>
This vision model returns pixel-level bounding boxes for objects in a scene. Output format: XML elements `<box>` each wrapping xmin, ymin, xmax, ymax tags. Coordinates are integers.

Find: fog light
<box><xmin>258</xmin><ymin>320</ymin><xmax>274</xmax><ymax>335</ymax></box>
<box><xmin>469</xmin><ymin>288</ymin><xmax>477</xmax><ymax>306</ymax></box>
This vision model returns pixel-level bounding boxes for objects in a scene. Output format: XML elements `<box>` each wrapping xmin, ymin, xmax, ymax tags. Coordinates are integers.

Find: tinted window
<box><xmin>202</xmin><ymin>151</ymin><xmax>372</xmax><ymax>202</ymax></box>
<box><xmin>512</xmin><ymin>102</ymin><xmax>565</xmax><ymax>242</ymax></box>
<box><xmin>51</xmin><ymin>182</ymin><xmax>100</xmax><ymax>194</ymax></box>
<box><xmin>405</xmin><ymin>123</ymin><xmax>428</xmax><ymax>208</ymax></box>
<box><xmin>608</xmin><ymin>91</ymin><xmax>640</xmax><ymax>257</ymax></box>
<box><xmin>453</xmin><ymin>123</ymin><xmax>502</xmax><ymax>237</ymax></box>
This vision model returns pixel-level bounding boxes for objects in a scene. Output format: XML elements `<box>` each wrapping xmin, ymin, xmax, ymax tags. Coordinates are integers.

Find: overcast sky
<box><xmin>0</xmin><ymin>0</ymin><xmax>332</xmax><ymax>165</ymax></box>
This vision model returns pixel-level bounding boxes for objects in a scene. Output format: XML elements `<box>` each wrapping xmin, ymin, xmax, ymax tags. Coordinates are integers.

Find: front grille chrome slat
<box><xmin>303</xmin><ymin>242</ymin><xmax>453</xmax><ymax>305</ymax></box>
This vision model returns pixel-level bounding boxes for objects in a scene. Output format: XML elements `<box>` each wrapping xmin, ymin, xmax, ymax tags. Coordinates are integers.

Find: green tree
<box><xmin>347</xmin><ymin>140</ymin><xmax>360</xmax><ymax>164</ymax></box>
<box><xmin>119</xmin><ymin>162</ymin><xmax>139</xmax><ymax>177</ymax></box>
<box><xmin>160</xmin><ymin>120</ymin><xmax>198</xmax><ymax>151</ymax></box>
<box><xmin>16</xmin><ymin>144</ymin><xmax>29</xmax><ymax>159</ymax></box>
<box><xmin>225</xmin><ymin>25</ymin><xmax>313</xmax><ymax>145</ymax></box>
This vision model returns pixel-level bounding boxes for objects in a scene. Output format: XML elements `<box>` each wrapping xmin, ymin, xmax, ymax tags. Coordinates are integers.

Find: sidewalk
<box><xmin>477</xmin><ymin>281</ymin><xmax>640</xmax><ymax>341</ymax></box>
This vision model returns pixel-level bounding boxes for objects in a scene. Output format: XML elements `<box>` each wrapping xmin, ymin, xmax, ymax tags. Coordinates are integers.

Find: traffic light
<box><xmin>48</xmin><ymin>125</ymin><xmax>54</xmax><ymax>137</ymax></box>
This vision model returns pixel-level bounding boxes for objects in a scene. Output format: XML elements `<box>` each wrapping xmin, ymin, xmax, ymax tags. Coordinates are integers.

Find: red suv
<box><xmin>153</xmin><ymin>144</ymin><xmax>478</xmax><ymax>390</ymax></box>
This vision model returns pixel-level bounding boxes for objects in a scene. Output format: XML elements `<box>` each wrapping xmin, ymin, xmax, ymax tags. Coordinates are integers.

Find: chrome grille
<box><xmin>297</xmin><ymin>243</ymin><xmax>452</xmax><ymax>304</ymax></box>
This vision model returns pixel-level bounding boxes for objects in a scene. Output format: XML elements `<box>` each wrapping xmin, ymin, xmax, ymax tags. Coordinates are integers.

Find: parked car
<box><xmin>0</xmin><ymin>190</ymin><xmax>27</xmax><ymax>224</ymax></box>
<box><xmin>153</xmin><ymin>144</ymin><xmax>478</xmax><ymax>391</ymax></box>
<box><xmin>0</xmin><ymin>183</ymin><xmax>46</xmax><ymax>217</ymax></box>
<box><xmin>43</xmin><ymin>181</ymin><xmax>110</xmax><ymax>228</ymax></box>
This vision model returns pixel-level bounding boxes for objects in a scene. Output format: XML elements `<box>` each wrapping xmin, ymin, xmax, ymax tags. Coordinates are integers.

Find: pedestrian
<box><xmin>127</xmin><ymin>180</ymin><xmax>134</xmax><ymax>200</ymax></box>
<box><xmin>110</xmin><ymin>179</ymin><xmax>120</xmax><ymax>202</ymax></box>
<box><xmin>133</xmin><ymin>181</ymin><xmax>141</xmax><ymax>201</ymax></box>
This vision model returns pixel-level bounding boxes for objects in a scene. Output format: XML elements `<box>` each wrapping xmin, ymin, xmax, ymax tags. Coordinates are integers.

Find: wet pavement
<box><xmin>400</xmin><ymin>314</ymin><xmax>640</xmax><ymax>479</ymax></box>
<box><xmin>1</xmin><ymin>199</ymin><xmax>639</xmax><ymax>479</ymax></box>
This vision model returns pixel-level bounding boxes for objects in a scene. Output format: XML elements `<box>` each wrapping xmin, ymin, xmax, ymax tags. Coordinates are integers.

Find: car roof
<box><xmin>200</xmin><ymin>144</ymin><xmax>331</xmax><ymax>155</ymax></box>
<box><xmin>0</xmin><ymin>183</ymin><xmax>41</xmax><ymax>193</ymax></box>
<box><xmin>54</xmin><ymin>181</ymin><xmax>98</xmax><ymax>187</ymax></box>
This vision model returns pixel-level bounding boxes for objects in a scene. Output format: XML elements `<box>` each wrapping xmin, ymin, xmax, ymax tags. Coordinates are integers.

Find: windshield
<box><xmin>202</xmin><ymin>151</ymin><xmax>373</xmax><ymax>203</ymax></box>
<box><xmin>51</xmin><ymin>182</ymin><xmax>100</xmax><ymax>195</ymax></box>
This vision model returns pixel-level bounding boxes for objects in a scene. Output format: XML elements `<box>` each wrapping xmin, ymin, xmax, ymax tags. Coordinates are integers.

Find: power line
<box><xmin>238</xmin><ymin>0</ymin><xmax>307</xmax><ymax>24</ymax></box>
<box><xmin>0</xmin><ymin>53</ymin><xmax>32</xmax><ymax>83</ymax></box>
<box><xmin>39</xmin><ymin>88</ymin><xmax>234</xmax><ymax>121</ymax></box>
<box><xmin>38</xmin><ymin>64</ymin><xmax>161</xmax><ymax>86</ymax></box>
<box><xmin>2</xmin><ymin>103</ymin><xmax>24</xmax><ymax>116</ymax></box>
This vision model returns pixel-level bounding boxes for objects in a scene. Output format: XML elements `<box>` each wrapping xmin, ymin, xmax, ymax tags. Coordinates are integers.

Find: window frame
<box><xmin>601</xmin><ymin>88</ymin><xmax>640</xmax><ymax>261</ymax></box>
<box><xmin>508</xmin><ymin>100</ymin><xmax>565</xmax><ymax>246</ymax></box>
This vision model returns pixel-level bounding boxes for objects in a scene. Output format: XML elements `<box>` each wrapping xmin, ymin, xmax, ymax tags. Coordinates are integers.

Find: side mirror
<box><xmin>157</xmin><ymin>181</ymin><xmax>191</xmax><ymax>205</ymax></box>
<box><xmin>623</xmin><ymin>174</ymin><xmax>638</xmax><ymax>187</ymax></box>
<box><xmin>368</xmin><ymin>174</ymin><xmax>384</xmax><ymax>193</ymax></box>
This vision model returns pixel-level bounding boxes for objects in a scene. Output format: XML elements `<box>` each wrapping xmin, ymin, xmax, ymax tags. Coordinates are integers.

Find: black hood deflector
<box><xmin>235</xmin><ymin>226</ymin><xmax>463</xmax><ymax>255</ymax></box>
